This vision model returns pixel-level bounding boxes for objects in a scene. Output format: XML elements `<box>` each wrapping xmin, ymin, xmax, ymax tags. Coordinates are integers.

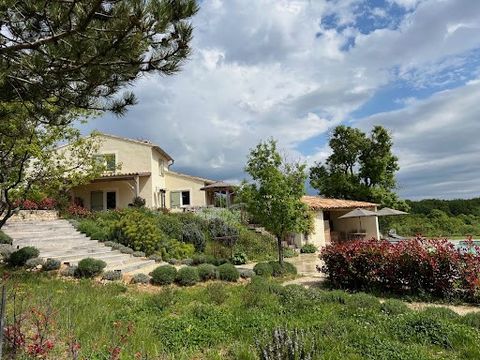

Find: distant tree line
<box><xmin>405</xmin><ymin>198</ymin><xmax>480</xmax><ymax>217</ymax></box>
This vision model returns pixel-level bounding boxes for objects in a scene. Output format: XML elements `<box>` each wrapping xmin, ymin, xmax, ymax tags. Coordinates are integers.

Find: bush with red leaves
<box><xmin>65</xmin><ymin>204</ymin><xmax>91</xmax><ymax>218</ymax></box>
<box><xmin>21</xmin><ymin>200</ymin><xmax>38</xmax><ymax>210</ymax></box>
<box><xmin>320</xmin><ymin>238</ymin><xmax>480</xmax><ymax>302</ymax></box>
<box><xmin>37</xmin><ymin>198</ymin><xmax>57</xmax><ymax>210</ymax></box>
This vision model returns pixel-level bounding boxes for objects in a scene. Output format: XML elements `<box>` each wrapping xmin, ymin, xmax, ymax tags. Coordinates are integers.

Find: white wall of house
<box><xmin>164</xmin><ymin>172</ymin><xmax>208</xmax><ymax>209</ymax></box>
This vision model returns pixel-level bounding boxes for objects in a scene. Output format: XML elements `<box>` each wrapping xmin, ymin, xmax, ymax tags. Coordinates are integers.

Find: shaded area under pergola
<box><xmin>200</xmin><ymin>181</ymin><xmax>235</xmax><ymax>208</ymax></box>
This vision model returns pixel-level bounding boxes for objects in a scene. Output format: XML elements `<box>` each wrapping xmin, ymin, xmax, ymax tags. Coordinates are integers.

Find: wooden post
<box><xmin>134</xmin><ymin>175</ymin><xmax>140</xmax><ymax>197</ymax></box>
<box><xmin>0</xmin><ymin>285</ymin><xmax>7</xmax><ymax>359</ymax></box>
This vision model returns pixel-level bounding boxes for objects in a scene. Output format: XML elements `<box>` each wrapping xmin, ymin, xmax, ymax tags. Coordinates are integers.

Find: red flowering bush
<box><xmin>66</xmin><ymin>204</ymin><xmax>91</xmax><ymax>218</ymax></box>
<box><xmin>38</xmin><ymin>198</ymin><xmax>57</xmax><ymax>210</ymax></box>
<box><xmin>320</xmin><ymin>238</ymin><xmax>480</xmax><ymax>302</ymax></box>
<box><xmin>21</xmin><ymin>199</ymin><xmax>38</xmax><ymax>210</ymax></box>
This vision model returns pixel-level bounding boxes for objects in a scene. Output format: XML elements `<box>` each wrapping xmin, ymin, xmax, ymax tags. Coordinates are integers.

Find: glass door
<box><xmin>91</xmin><ymin>191</ymin><xmax>104</xmax><ymax>211</ymax></box>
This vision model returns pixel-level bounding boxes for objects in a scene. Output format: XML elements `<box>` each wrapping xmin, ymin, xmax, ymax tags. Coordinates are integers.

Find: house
<box><xmin>290</xmin><ymin>196</ymin><xmax>380</xmax><ymax>249</ymax></box>
<box><xmin>68</xmin><ymin>133</ymin><xmax>233</xmax><ymax>211</ymax></box>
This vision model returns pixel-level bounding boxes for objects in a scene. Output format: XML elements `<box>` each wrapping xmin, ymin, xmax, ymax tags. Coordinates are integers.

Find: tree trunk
<box><xmin>277</xmin><ymin>236</ymin><xmax>284</xmax><ymax>265</ymax></box>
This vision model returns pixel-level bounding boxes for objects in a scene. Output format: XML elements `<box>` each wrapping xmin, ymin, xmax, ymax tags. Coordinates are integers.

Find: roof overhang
<box><xmin>91</xmin><ymin>172</ymin><xmax>151</xmax><ymax>183</ymax></box>
<box><xmin>301</xmin><ymin>196</ymin><xmax>378</xmax><ymax>211</ymax></box>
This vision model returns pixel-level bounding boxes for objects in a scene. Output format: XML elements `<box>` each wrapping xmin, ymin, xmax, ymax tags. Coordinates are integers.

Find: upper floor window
<box><xmin>94</xmin><ymin>153</ymin><xmax>116</xmax><ymax>172</ymax></box>
<box><xmin>159</xmin><ymin>160</ymin><xmax>165</xmax><ymax>176</ymax></box>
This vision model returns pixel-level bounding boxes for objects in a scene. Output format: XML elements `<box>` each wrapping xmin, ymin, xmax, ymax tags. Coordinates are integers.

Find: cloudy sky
<box><xmin>80</xmin><ymin>0</ymin><xmax>480</xmax><ymax>200</ymax></box>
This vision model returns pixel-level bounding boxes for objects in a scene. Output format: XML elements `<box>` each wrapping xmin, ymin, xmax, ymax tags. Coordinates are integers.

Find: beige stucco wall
<box><xmin>164</xmin><ymin>172</ymin><xmax>207</xmax><ymax>209</ymax></box>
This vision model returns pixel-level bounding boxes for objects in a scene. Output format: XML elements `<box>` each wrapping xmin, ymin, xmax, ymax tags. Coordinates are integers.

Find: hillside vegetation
<box><xmin>382</xmin><ymin>198</ymin><xmax>480</xmax><ymax>238</ymax></box>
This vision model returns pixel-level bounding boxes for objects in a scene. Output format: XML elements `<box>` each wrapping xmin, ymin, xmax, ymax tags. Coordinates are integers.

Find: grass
<box><xmin>3</xmin><ymin>269</ymin><xmax>480</xmax><ymax>359</ymax></box>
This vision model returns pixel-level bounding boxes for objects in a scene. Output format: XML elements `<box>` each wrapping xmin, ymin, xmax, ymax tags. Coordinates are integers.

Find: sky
<box><xmin>80</xmin><ymin>0</ymin><xmax>480</xmax><ymax>200</ymax></box>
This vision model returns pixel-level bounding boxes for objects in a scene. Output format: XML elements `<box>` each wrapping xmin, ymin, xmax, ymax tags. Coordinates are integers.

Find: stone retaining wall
<box><xmin>8</xmin><ymin>210</ymin><xmax>59</xmax><ymax>222</ymax></box>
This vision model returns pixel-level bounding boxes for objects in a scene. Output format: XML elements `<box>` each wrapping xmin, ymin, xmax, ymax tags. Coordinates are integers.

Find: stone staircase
<box><xmin>3</xmin><ymin>220</ymin><xmax>156</xmax><ymax>273</ymax></box>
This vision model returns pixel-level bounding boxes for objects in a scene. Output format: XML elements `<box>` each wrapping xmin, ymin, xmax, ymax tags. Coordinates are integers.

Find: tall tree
<box><xmin>0</xmin><ymin>0</ymin><xmax>198</xmax><ymax>226</ymax></box>
<box><xmin>309</xmin><ymin>125</ymin><xmax>408</xmax><ymax>210</ymax></box>
<box><xmin>240</xmin><ymin>139</ymin><xmax>313</xmax><ymax>264</ymax></box>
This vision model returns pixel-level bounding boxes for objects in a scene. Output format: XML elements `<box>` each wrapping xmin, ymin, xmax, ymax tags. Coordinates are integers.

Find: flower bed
<box><xmin>320</xmin><ymin>238</ymin><xmax>480</xmax><ymax>302</ymax></box>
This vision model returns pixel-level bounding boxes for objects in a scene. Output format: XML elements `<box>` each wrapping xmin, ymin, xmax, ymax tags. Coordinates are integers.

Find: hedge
<box><xmin>320</xmin><ymin>238</ymin><xmax>480</xmax><ymax>302</ymax></box>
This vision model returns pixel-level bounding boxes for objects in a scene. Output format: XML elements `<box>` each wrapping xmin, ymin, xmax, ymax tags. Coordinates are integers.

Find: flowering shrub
<box><xmin>38</xmin><ymin>198</ymin><xmax>57</xmax><ymax>210</ymax></box>
<box><xmin>21</xmin><ymin>199</ymin><xmax>38</xmax><ymax>210</ymax></box>
<box><xmin>320</xmin><ymin>238</ymin><xmax>480</xmax><ymax>302</ymax></box>
<box><xmin>66</xmin><ymin>204</ymin><xmax>91</xmax><ymax>218</ymax></box>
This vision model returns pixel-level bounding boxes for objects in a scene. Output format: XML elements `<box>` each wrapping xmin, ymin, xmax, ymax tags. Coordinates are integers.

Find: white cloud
<box><xmin>356</xmin><ymin>80</ymin><xmax>480</xmax><ymax>199</ymax></box>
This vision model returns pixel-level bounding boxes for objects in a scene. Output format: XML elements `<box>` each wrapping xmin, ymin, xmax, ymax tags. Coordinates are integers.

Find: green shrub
<box><xmin>43</xmin><ymin>258</ymin><xmax>61</xmax><ymax>271</ymax></box>
<box><xmin>211</xmin><ymin>258</ymin><xmax>230</xmax><ymax>266</ymax></box>
<box><xmin>168</xmin><ymin>258</ymin><xmax>179</xmax><ymax>265</ymax></box>
<box><xmin>283</xmin><ymin>248</ymin><xmax>298</xmax><ymax>258</ymax></box>
<box><xmin>380</xmin><ymin>299</ymin><xmax>410</xmax><ymax>316</ymax></box>
<box><xmin>231</xmin><ymin>252</ymin><xmax>248</xmax><ymax>265</ymax></box>
<box><xmin>256</xmin><ymin>327</ymin><xmax>321</xmax><ymax>359</ymax></box>
<box><xmin>197</xmin><ymin>263</ymin><xmax>218</xmax><ymax>281</ymax></box>
<box><xmin>110</xmin><ymin>210</ymin><xmax>164</xmax><ymax>255</ymax></box>
<box><xmin>131</xmin><ymin>273</ymin><xmax>150</xmax><ymax>284</ymax></box>
<box><xmin>25</xmin><ymin>257</ymin><xmax>44</xmax><ymax>269</ymax></box>
<box><xmin>102</xmin><ymin>270</ymin><xmax>122</xmax><ymax>281</ymax></box>
<box><xmin>317</xmin><ymin>290</ymin><xmax>349</xmax><ymax>304</ymax></box>
<box><xmin>8</xmin><ymin>246</ymin><xmax>40</xmax><ymax>267</ymax></box>
<box><xmin>160</xmin><ymin>239</ymin><xmax>195</xmax><ymax>260</ymax></box>
<box><xmin>77</xmin><ymin>219</ymin><xmax>110</xmax><ymax>241</ymax></box>
<box><xmin>175</xmin><ymin>266</ymin><xmax>199</xmax><ymax>286</ymax></box>
<box><xmin>151</xmin><ymin>265</ymin><xmax>177</xmax><ymax>285</ymax></box>
<box><xmin>75</xmin><ymin>258</ymin><xmax>106</xmax><ymax>278</ymax></box>
<box><xmin>268</xmin><ymin>261</ymin><xmax>297</xmax><ymax>277</ymax></box>
<box><xmin>218</xmin><ymin>263</ymin><xmax>239</xmax><ymax>282</ymax></box>
<box><xmin>253</xmin><ymin>262</ymin><xmax>273</xmax><ymax>277</ymax></box>
<box><xmin>0</xmin><ymin>230</ymin><xmax>12</xmax><ymax>244</ymax></box>
<box><xmin>61</xmin><ymin>265</ymin><xmax>77</xmax><ymax>277</ymax></box>
<box><xmin>239</xmin><ymin>269</ymin><xmax>255</xmax><ymax>279</ymax></box>
<box><xmin>111</xmin><ymin>242</ymin><xmax>123</xmax><ymax>250</ymax></box>
<box><xmin>300</xmin><ymin>243</ymin><xmax>318</xmax><ymax>253</ymax></box>
<box><xmin>119</xmin><ymin>245</ymin><xmax>134</xmax><ymax>254</ymax></box>
<box><xmin>208</xmin><ymin>217</ymin><xmax>239</xmax><ymax>247</ymax></box>
<box><xmin>104</xmin><ymin>241</ymin><xmax>115</xmax><ymax>248</ymax></box>
<box><xmin>156</xmin><ymin>213</ymin><xmax>183</xmax><ymax>239</ymax></box>
<box><xmin>235</xmin><ymin>228</ymin><xmax>277</xmax><ymax>262</ymax></box>
<box><xmin>181</xmin><ymin>223</ymin><xmax>206</xmax><ymax>252</ymax></box>
<box><xmin>148</xmin><ymin>254</ymin><xmax>163</xmax><ymax>263</ymax></box>
<box><xmin>132</xmin><ymin>251</ymin><xmax>145</xmax><ymax>257</ymax></box>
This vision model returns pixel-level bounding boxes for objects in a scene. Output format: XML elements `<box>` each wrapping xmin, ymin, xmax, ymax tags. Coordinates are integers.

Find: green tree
<box><xmin>240</xmin><ymin>139</ymin><xmax>313</xmax><ymax>264</ymax></box>
<box><xmin>0</xmin><ymin>1</ymin><xmax>198</xmax><ymax>226</ymax></box>
<box><xmin>0</xmin><ymin>108</ymin><xmax>104</xmax><ymax>227</ymax></box>
<box><xmin>309</xmin><ymin>125</ymin><xmax>407</xmax><ymax>210</ymax></box>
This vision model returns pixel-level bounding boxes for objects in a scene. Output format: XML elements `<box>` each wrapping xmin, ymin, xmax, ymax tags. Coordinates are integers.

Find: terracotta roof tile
<box><xmin>302</xmin><ymin>196</ymin><xmax>377</xmax><ymax>210</ymax></box>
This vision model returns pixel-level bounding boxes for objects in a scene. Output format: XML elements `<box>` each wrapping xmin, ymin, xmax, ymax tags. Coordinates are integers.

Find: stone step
<box><xmin>51</xmin><ymin>251</ymin><xmax>127</xmax><ymax>263</ymax></box>
<box><xmin>4</xmin><ymin>223</ymin><xmax>75</xmax><ymax>229</ymax></box>
<box><xmin>12</xmin><ymin>240</ymin><xmax>100</xmax><ymax>249</ymax></box>
<box><xmin>105</xmin><ymin>259</ymin><xmax>156</xmax><ymax>273</ymax></box>
<box><xmin>9</xmin><ymin>231</ymin><xmax>88</xmax><ymax>241</ymax></box>
<box><xmin>41</xmin><ymin>247</ymin><xmax>116</xmax><ymax>259</ymax></box>
<box><xmin>4</xmin><ymin>225</ymin><xmax>77</xmax><ymax>233</ymax></box>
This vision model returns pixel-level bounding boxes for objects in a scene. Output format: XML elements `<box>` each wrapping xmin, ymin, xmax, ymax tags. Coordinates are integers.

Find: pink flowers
<box><xmin>320</xmin><ymin>237</ymin><xmax>480</xmax><ymax>302</ymax></box>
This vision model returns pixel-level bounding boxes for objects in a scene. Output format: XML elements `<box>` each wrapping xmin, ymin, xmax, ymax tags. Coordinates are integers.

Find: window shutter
<box><xmin>170</xmin><ymin>192</ymin><xmax>181</xmax><ymax>208</ymax></box>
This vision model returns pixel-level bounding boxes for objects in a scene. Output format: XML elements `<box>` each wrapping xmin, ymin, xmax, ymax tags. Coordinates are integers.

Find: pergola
<box><xmin>200</xmin><ymin>181</ymin><xmax>235</xmax><ymax>208</ymax></box>
<box><xmin>90</xmin><ymin>171</ymin><xmax>151</xmax><ymax>197</ymax></box>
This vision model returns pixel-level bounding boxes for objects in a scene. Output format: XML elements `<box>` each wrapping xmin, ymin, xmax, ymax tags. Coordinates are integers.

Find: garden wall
<box><xmin>8</xmin><ymin>210</ymin><xmax>59</xmax><ymax>222</ymax></box>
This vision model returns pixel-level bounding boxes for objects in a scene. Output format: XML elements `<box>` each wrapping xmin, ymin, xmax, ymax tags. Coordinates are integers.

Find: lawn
<box><xmin>3</xmin><ymin>270</ymin><xmax>480</xmax><ymax>359</ymax></box>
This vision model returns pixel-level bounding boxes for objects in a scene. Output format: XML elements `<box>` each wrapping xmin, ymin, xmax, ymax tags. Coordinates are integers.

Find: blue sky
<box><xmin>82</xmin><ymin>0</ymin><xmax>480</xmax><ymax>200</ymax></box>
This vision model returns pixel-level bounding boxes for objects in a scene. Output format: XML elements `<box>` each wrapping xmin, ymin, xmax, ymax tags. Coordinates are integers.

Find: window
<box><xmin>170</xmin><ymin>191</ymin><xmax>191</xmax><ymax>208</ymax></box>
<box><xmin>93</xmin><ymin>153</ymin><xmax>116</xmax><ymax>172</ymax></box>
<box><xmin>159</xmin><ymin>160</ymin><xmax>165</xmax><ymax>176</ymax></box>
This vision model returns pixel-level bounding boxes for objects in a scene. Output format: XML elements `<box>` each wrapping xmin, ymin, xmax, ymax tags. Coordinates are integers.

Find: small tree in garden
<box><xmin>240</xmin><ymin>139</ymin><xmax>313</xmax><ymax>264</ymax></box>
